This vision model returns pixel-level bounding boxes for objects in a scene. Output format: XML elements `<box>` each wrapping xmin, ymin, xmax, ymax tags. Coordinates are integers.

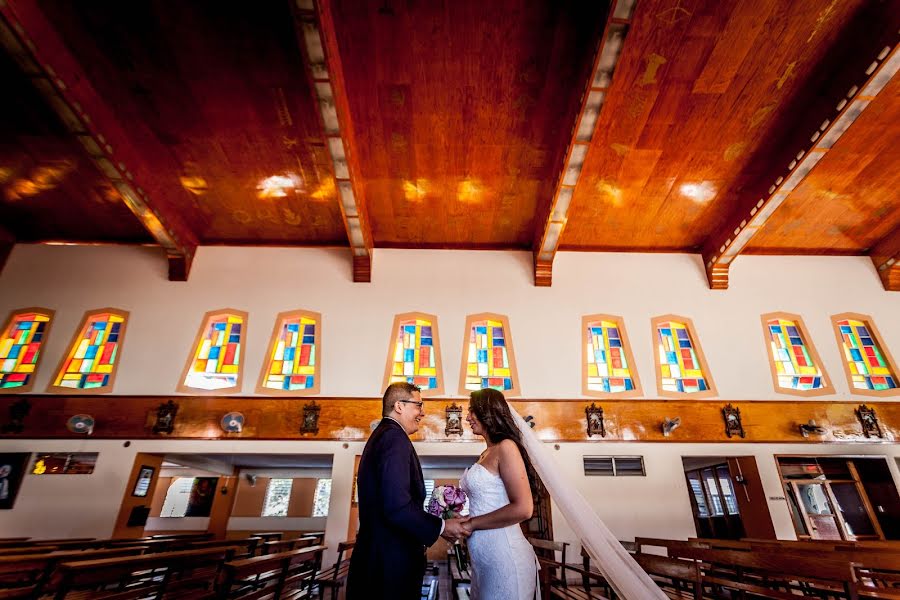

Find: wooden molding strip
<box><xmin>533</xmin><ymin>0</ymin><xmax>636</xmax><ymax>286</ymax></box>
<box><xmin>1</xmin><ymin>395</ymin><xmax>897</xmax><ymax>444</ymax></box>
<box><xmin>702</xmin><ymin>29</ymin><xmax>900</xmax><ymax>290</ymax></box>
<box><xmin>292</xmin><ymin>0</ymin><xmax>374</xmax><ymax>282</ymax></box>
<box><xmin>0</xmin><ymin>2</ymin><xmax>199</xmax><ymax>281</ymax></box>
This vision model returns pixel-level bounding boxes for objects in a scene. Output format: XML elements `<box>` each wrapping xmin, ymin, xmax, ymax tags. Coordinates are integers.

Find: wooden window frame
<box><xmin>255</xmin><ymin>309</ymin><xmax>322</xmax><ymax>396</ymax></box>
<box><xmin>830</xmin><ymin>312</ymin><xmax>900</xmax><ymax>398</ymax></box>
<box><xmin>775</xmin><ymin>455</ymin><xmax>885</xmax><ymax>541</ymax></box>
<box><xmin>458</xmin><ymin>312</ymin><xmax>520</xmax><ymax>398</ymax></box>
<box><xmin>382</xmin><ymin>311</ymin><xmax>445</xmax><ymax>397</ymax></box>
<box><xmin>760</xmin><ymin>312</ymin><xmax>834</xmax><ymax>397</ymax></box>
<box><xmin>0</xmin><ymin>307</ymin><xmax>55</xmax><ymax>395</ymax></box>
<box><xmin>650</xmin><ymin>314</ymin><xmax>717</xmax><ymax>399</ymax></box>
<box><xmin>581</xmin><ymin>314</ymin><xmax>643</xmax><ymax>399</ymax></box>
<box><xmin>177</xmin><ymin>308</ymin><xmax>248</xmax><ymax>395</ymax></box>
<box><xmin>47</xmin><ymin>307</ymin><xmax>128</xmax><ymax>395</ymax></box>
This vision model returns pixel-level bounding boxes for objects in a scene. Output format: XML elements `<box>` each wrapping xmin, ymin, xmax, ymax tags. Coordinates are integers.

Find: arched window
<box><xmin>582</xmin><ymin>314</ymin><xmax>642</xmax><ymax>398</ymax></box>
<box><xmin>383</xmin><ymin>312</ymin><xmax>444</xmax><ymax>396</ymax></box>
<box><xmin>459</xmin><ymin>313</ymin><xmax>520</xmax><ymax>397</ymax></box>
<box><xmin>0</xmin><ymin>308</ymin><xmax>54</xmax><ymax>394</ymax></box>
<box><xmin>256</xmin><ymin>310</ymin><xmax>321</xmax><ymax>395</ymax></box>
<box><xmin>761</xmin><ymin>313</ymin><xmax>833</xmax><ymax>396</ymax></box>
<box><xmin>48</xmin><ymin>308</ymin><xmax>127</xmax><ymax>394</ymax></box>
<box><xmin>831</xmin><ymin>313</ymin><xmax>898</xmax><ymax>396</ymax></box>
<box><xmin>177</xmin><ymin>309</ymin><xmax>247</xmax><ymax>393</ymax></box>
<box><xmin>651</xmin><ymin>315</ymin><xmax>716</xmax><ymax>398</ymax></box>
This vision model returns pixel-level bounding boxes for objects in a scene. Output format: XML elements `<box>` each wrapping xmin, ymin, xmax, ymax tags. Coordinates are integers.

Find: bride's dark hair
<box><xmin>469</xmin><ymin>388</ymin><xmax>537</xmax><ymax>494</ymax></box>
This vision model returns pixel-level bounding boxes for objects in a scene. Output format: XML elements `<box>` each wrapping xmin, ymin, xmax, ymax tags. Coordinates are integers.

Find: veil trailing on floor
<box><xmin>509</xmin><ymin>405</ymin><xmax>666</xmax><ymax>600</ymax></box>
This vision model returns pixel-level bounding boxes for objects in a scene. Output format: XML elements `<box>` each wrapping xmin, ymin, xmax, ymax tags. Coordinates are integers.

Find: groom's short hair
<box><xmin>382</xmin><ymin>382</ymin><xmax>421</xmax><ymax>416</ymax></box>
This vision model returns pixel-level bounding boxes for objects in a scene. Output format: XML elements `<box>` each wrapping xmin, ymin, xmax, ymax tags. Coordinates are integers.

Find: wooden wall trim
<box><xmin>0</xmin><ymin>396</ymin><xmax>897</xmax><ymax>444</ymax></box>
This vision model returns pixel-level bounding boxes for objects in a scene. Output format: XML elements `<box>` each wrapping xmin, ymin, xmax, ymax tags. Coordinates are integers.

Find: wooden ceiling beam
<box><xmin>870</xmin><ymin>226</ymin><xmax>900</xmax><ymax>292</ymax></box>
<box><xmin>701</xmin><ymin>21</ymin><xmax>900</xmax><ymax>290</ymax></box>
<box><xmin>532</xmin><ymin>0</ymin><xmax>634</xmax><ymax>286</ymax></box>
<box><xmin>292</xmin><ymin>0</ymin><xmax>373</xmax><ymax>282</ymax></box>
<box><xmin>0</xmin><ymin>1</ymin><xmax>199</xmax><ymax>281</ymax></box>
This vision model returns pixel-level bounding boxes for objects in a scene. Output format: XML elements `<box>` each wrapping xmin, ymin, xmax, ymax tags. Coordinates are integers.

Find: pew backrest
<box><xmin>222</xmin><ymin>545</ymin><xmax>326</xmax><ymax>600</ymax></box>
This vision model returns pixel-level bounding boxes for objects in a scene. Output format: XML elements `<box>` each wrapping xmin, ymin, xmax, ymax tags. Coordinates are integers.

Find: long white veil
<box><xmin>508</xmin><ymin>404</ymin><xmax>666</xmax><ymax>600</ymax></box>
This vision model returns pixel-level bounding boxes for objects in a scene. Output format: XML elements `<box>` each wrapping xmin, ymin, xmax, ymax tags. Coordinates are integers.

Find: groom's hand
<box><xmin>441</xmin><ymin>517</ymin><xmax>471</xmax><ymax>542</ymax></box>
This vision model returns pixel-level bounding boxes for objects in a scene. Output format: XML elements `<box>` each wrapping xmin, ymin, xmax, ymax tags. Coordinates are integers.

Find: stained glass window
<box><xmin>833</xmin><ymin>314</ymin><xmax>898</xmax><ymax>394</ymax></box>
<box><xmin>653</xmin><ymin>316</ymin><xmax>716</xmax><ymax>397</ymax></box>
<box><xmin>178</xmin><ymin>309</ymin><xmax>247</xmax><ymax>393</ymax></box>
<box><xmin>257</xmin><ymin>310</ymin><xmax>320</xmax><ymax>395</ymax></box>
<box><xmin>460</xmin><ymin>313</ymin><xmax>519</xmax><ymax>396</ymax></box>
<box><xmin>583</xmin><ymin>315</ymin><xmax>641</xmax><ymax>397</ymax></box>
<box><xmin>0</xmin><ymin>308</ymin><xmax>53</xmax><ymax>393</ymax></box>
<box><xmin>383</xmin><ymin>312</ymin><xmax>443</xmax><ymax>395</ymax></box>
<box><xmin>49</xmin><ymin>309</ymin><xmax>127</xmax><ymax>393</ymax></box>
<box><xmin>762</xmin><ymin>313</ymin><xmax>832</xmax><ymax>395</ymax></box>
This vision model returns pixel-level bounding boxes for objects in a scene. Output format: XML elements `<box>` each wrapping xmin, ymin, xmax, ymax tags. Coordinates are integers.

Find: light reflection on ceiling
<box><xmin>179</xmin><ymin>175</ymin><xmax>209</xmax><ymax>196</ymax></box>
<box><xmin>457</xmin><ymin>178</ymin><xmax>483</xmax><ymax>203</ymax></box>
<box><xmin>5</xmin><ymin>160</ymin><xmax>75</xmax><ymax>201</ymax></box>
<box><xmin>402</xmin><ymin>178</ymin><xmax>428</xmax><ymax>201</ymax></box>
<box><xmin>679</xmin><ymin>181</ymin><xmax>717</xmax><ymax>204</ymax></box>
<box><xmin>257</xmin><ymin>173</ymin><xmax>303</xmax><ymax>199</ymax></box>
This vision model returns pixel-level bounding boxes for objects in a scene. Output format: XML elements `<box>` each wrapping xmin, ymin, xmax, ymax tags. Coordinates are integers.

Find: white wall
<box><xmin>0</xmin><ymin>245</ymin><xmax>897</xmax><ymax>399</ymax></box>
<box><xmin>1</xmin><ymin>246</ymin><xmax>899</xmax><ymax>559</ymax></box>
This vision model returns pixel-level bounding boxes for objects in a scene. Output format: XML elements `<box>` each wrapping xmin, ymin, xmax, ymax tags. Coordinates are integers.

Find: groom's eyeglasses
<box><xmin>399</xmin><ymin>399</ymin><xmax>425</xmax><ymax>410</ymax></box>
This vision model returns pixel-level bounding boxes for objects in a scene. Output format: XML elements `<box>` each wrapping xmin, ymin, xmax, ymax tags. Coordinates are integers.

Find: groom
<box><xmin>347</xmin><ymin>382</ymin><xmax>470</xmax><ymax>599</ymax></box>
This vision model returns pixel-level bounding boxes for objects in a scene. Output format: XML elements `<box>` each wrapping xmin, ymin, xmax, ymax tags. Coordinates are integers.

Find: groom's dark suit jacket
<box><xmin>347</xmin><ymin>418</ymin><xmax>442</xmax><ymax>600</ymax></box>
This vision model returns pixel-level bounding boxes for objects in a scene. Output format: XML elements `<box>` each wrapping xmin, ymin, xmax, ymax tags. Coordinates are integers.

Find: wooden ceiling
<box><xmin>0</xmin><ymin>0</ymin><xmax>897</xmax><ymax>288</ymax></box>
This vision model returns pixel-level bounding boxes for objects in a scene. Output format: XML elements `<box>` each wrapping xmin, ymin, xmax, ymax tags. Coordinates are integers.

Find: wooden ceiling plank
<box><xmin>0</xmin><ymin>1</ymin><xmax>200</xmax><ymax>281</ymax></box>
<box><xmin>701</xmin><ymin>30</ymin><xmax>900</xmax><ymax>290</ymax></box>
<box><xmin>532</xmin><ymin>0</ymin><xmax>633</xmax><ymax>286</ymax></box>
<box><xmin>293</xmin><ymin>0</ymin><xmax>373</xmax><ymax>282</ymax></box>
<box><xmin>870</xmin><ymin>225</ymin><xmax>900</xmax><ymax>292</ymax></box>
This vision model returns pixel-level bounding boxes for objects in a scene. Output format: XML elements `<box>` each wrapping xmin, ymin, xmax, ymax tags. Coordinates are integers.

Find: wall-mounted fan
<box><xmin>66</xmin><ymin>414</ymin><xmax>95</xmax><ymax>435</ymax></box>
<box><xmin>221</xmin><ymin>412</ymin><xmax>244</xmax><ymax>433</ymax></box>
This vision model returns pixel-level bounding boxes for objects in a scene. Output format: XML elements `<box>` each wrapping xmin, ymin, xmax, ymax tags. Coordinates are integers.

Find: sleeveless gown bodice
<box><xmin>460</xmin><ymin>463</ymin><xmax>538</xmax><ymax>600</ymax></box>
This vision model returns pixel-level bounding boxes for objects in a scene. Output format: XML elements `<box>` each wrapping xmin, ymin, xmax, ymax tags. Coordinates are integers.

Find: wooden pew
<box><xmin>528</xmin><ymin>538</ymin><xmax>569</xmax><ymax>589</ymax></box>
<box><xmin>633</xmin><ymin>554</ymin><xmax>702</xmax><ymax>600</ymax></box>
<box><xmin>448</xmin><ymin>548</ymin><xmax>472</xmax><ymax>600</ymax></box>
<box><xmin>188</xmin><ymin>537</ymin><xmax>262</xmax><ymax>559</ymax></box>
<box><xmin>0</xmin><ymin>546</ymin><xmax>148</xmax><ymax>598</ymax></box>
<box><xmin>219</xmin><ymin>545</ymin><xmax>326</xmax><ymax>600</ymax></box>
<box><xmin>313</xmin><ymin>541</ymin><xmax>354</xmax><ymax>600</ymax></box>
<box><xmin>261</xmin><ymin>537</ymin><xmax>318</xmax><ymax>555</ymax></box>
<box><xmin>0</xmin><ymin>546</ymin><xmax>57</xmax><ymax>556</ymax></box>
<box><xmin>300</xmin><ymin>531</ymin><xmax>326</xmax><ymax>545</ymax></box>
<box><xmin>52</xmin><ymin>546</ymin><xmax>237</xmax><ymax>599</ymax></box>
<box><xmin>669</xmin><ymin>546</ymin><xmax>860</xmax><ymax>600</ymax></box>
<box><xmin>252</xmin><ymin>532</ymin><xmax>283</xmax><ymax>544</ymax></box>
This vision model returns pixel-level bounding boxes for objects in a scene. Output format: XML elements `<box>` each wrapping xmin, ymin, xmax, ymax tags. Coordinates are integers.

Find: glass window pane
<box><xmin>688</xmin><ymin>474</ymin><xmax>709</xmax><ymax>517</ymax></box>
<box><xmin>703</xmin><ymin>469</ymin><xmax>724</xmax><ymax>516</ymax></box>
<box><xmin>785</xmin><ymin>484</ymin><xmax>809</xmax><ymax>536</ymax></box>
<box><xmin>262</xmin><ymin>479</ymin><xmax>293</xmax><ymax>517</ymax></box>
<box><xmin>798</xmin><ymin>483</ymin><xmax>833</xmax><ymax>515</ymax></box>
<box><xmin>161</xmin><ymin>477</ymin><xmax>195</xmax><ymax>518</ymax></box>
<box><xmin>716</xmin><ymin>466</ymin><xmax>739</xmax><ymax>515</ymax></box>
<box><xmin>830</xmin><ymin>483</ymin><xmax>876</xmax><ymax>537</ymax></box>
<box><xmin>312</xmin><ymin>479</ymin><xmax>331</xmax><ymax>517</ymax></box>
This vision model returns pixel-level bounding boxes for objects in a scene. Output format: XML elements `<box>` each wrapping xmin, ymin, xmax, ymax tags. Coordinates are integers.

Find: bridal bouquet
<box><xmin>427</xmin><ymin>485</ymin><xmax>469</xmax><ymax>571</ymax></box>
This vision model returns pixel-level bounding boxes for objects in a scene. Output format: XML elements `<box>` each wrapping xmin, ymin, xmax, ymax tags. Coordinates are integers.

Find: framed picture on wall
<box><xmin>0</xmin><ymin>453</ymin><xmax>30</xmax><ymax>510</ymax></box>
<box><xmin>132</xmin><ymin>466</ymin><xmax>155</xmax><ymax>497</ymax></box>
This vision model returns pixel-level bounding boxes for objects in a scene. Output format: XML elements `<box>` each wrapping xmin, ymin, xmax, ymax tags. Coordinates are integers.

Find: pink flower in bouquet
<box><xmin>428</xmin><ymin>485</ymin><xmax>467</xmax><ymax>519</ymax></box>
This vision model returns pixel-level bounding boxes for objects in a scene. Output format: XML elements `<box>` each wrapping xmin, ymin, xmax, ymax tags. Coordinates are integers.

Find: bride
<box><xmin>458</xmin><ymin>388</ymin><xmax>667</xmax><ymax>600</ymax></box>
<box><xmin>459</xmin><ymin>388</ymin><xmax>539</xmax><ymax>600</ymax></box>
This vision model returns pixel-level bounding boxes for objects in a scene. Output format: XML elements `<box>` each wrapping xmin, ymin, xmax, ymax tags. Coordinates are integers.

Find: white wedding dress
<box><xmin>460</xmin><ymin>463</ymin><xmax>539</xmax><ymax>600</ymax></box>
